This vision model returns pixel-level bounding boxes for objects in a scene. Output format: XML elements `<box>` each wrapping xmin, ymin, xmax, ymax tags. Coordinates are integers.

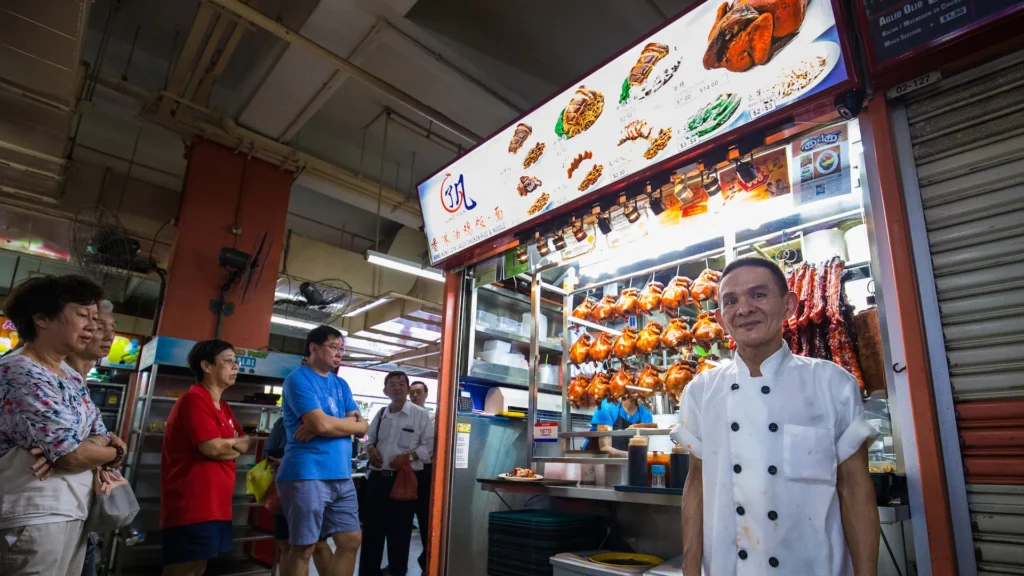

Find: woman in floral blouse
<box><xmin>0</xmin><ymin>275</ymin><xmax>127</xmax><ymax>575</ymax></box>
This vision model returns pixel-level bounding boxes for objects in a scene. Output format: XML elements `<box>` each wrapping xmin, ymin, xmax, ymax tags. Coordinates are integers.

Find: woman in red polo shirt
<box><xmin>160</xmin><ymin>340</ymin><xmax>249</xmax><ymax>576</ymax></box>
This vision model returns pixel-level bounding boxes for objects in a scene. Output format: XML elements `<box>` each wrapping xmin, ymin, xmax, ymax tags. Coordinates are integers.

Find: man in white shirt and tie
<box><xmin>360</xmin><ymin>371</ymin><xmax>433</xmax><ymax>576</ymax></box>
<box><xmin>673</xmin><ymin>257</ymin><xmax>879</xmax><ymax>576</ymax></box>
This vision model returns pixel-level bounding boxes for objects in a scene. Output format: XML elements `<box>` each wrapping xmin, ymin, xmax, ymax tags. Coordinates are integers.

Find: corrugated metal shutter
<box><xmin>905</xmin><ymin>54</ymin><xmax>1024</xmax><ymax>573</ymax></box>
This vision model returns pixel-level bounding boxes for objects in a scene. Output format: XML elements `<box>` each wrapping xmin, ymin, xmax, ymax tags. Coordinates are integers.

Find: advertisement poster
<box><xmin>0</xmin><ymin>315</ymin><xmax>18</xmax><ymax>354</ymax></box>
<box><xmin>418</xmin><ymin>0</ymin><xmax>850</xmax><ymax>265</ymax></box>
<box><xmin>719</xmin><ymin>148</ymin><xmax>791</xmax><ymax>204</ymax></box>
<box><xmin>790</xmin><ymin>124</ymin><xmax>851</xmax><ymax>205</ymax></box>
<box><xmin>140</xmin><ymin>336</ymin><xmax>302</xmax><ymax>377</ymax></box>
<box><xmin>862</xmin><ymin>0</ymin><xmax>1023</xmax><ymax>64</ymax></box>
<box><xmin>100</xmin><ymin>333</ymin><xmax>142</xmax><ymax>369</ymax></box>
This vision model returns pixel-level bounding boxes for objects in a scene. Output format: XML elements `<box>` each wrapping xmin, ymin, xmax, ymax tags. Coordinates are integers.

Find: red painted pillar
<box><xmin>158</xmin><ymin>139</ymin><xmax>290</xmax><ymax>349</ymax></box>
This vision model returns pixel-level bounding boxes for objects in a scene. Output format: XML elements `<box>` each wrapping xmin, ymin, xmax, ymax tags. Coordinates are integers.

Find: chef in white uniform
<box><xmin>672</xmin><ymin>257</ymin><xmax>880</xmax><ymax>576</ymax></box>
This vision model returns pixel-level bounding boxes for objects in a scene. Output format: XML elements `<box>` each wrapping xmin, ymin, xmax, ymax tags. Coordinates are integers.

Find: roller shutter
<box><xmin>903</xmin><ymin>54</ymin><xmax>1024</xmax><ymax>573</ymax></box>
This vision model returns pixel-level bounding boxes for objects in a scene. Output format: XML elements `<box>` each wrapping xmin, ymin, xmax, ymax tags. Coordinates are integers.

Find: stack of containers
<box><xmin>487</xmin><ymin>510</ymin><xmax>606</xmax><ymax>576</ymax></box>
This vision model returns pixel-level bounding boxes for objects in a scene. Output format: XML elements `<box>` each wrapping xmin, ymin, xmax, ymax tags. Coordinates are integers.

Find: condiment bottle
<box><xmin>651</xmin><ymin>464</ymin><xmax>666</xmax><ymax>488</ymax></box>
<box><xmin>670</xmin><ymin>445</ymin><xmax>689</xmax><ymax>489</ymax></box>
<box><xmin>647</xmin><ymin>450</ymin><xmax>671</xmax><ymax>487</ymax></box>
<box><xmin>628</xmin><ymin>431</ymin><xmax>649</xmax><ymax>487</ymax></box>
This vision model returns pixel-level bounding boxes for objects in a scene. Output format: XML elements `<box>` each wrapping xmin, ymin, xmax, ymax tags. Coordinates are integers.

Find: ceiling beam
<box><xmin>279</xmin><ymin>21</ymin><xmax>384</xmax><ymax>143</ymax></box>
<box><xmin>193</xmin><ymin>1</ymin><xmax>254</xmax><ymax>106</ymax></box>
<box><xmin>376</xmin><ymin>341</ymin><xmax>441</xmax><ymax>365</ymax></box>
<box><xmin>159</xmin><ymin>4</ymin><xmax>217</xmax><ymax>117</ymax></box>
<box><xmin>348</xmin><ymin>333</ymin><xmax>420</xmax><ymax>350</ymax></box>
<box><xmin>203</xmin><ymin>0</ymin><xmax>482</xmax><ymax>144</ymax></box>
<box><xmin>363</xmin><ymin>327</ymin><xmax>438</xmax><ymax>345</ymax></box>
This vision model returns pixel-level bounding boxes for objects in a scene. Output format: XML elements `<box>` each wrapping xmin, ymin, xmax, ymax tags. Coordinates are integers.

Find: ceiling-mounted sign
<box><xmin>860</xmin><ymin>1</ymin><xmax>1024</xmax><ymax>67</ymax></box>
<box><xmin>418</xmin><ymin>0</ymin><xmax>852</xmax><ymax>266</ymax></box>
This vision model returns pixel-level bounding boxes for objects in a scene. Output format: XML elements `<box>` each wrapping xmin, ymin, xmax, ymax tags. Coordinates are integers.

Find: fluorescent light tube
<box><xmin>343</xmin><ymin>296</ymin><xmax>393</xmax><ymax>317</ymax></box>
<box><xmin>270</xmin><ymin>315</ymin><xmax>348</xmax><ymax>335</ymax></box>
<box><xmin>366</xmin><ymin>250</ymin><xmax>445</xmax><ymax>282</ymax></box>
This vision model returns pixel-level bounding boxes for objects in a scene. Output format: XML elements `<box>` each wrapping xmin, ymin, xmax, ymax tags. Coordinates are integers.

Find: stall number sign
<box><xmin>886</xmin><ymin>71</ymin><xmax>940</xmax><ymax>99</ymax></box>
<box><xmin>534</xmin><ymin>422</ymin><xmax>558</xmax><ymax>443</ymax></box>
<box><xmin>455</xmin><ymin>423</ymin><xmax>472</xmax><ymax>469</ymax></box>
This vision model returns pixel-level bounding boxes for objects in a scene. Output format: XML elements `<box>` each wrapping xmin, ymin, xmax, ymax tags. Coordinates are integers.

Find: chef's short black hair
<box><xmin>188</xmin><ymin>339</ymin><xmax>236</xmax><ymax>382</ymax></box>
<box><xmin>720</xmin><ymin>257</ymin><xmax>789</xmax><ymax>296</ymax></box>
<box><xmin>411</xmin><ymin>381</ymin><xmax>428</xmax><ymax>394</ymax></box>
<box><xmin>305</xmin><ymin>325</ymin><xmax>343</xmax><ymax>357</ymax></box>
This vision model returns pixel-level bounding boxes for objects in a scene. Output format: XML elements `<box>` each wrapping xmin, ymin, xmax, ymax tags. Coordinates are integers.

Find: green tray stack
<box><xmin>487</xmin><ymin>510</ymin><xmax>606</xmax><ymax>576</ymax></box>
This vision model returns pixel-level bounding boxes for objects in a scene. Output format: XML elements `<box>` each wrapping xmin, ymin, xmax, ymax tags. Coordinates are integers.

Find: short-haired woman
<box><xmin>0</xmin><ymin>276</ymin><xmax>127</xmax><ymax>575</ymax></box>
<box><xmin>161</xmin><ymin>339</ymin><xmax>249</xmax><ymax>576</ymax></box>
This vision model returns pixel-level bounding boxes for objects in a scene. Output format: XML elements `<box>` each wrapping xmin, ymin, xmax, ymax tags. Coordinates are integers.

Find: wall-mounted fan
<box><xmin>273</xmin><ymin>275</ymin><xmax>354</xmax><ymax>328</ymax></box>
<box><xmin>211</xmin><ymin>232</ymin><xmax>273</xmax><ymax>339</ymax></box>
<box><xmin>70</xmin><ymin>206</ymin><xmax>167</xmax><ymax>333</ymax></box>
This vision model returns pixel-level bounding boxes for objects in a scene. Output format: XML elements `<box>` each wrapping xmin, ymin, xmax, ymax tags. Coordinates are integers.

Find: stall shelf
<box><xmin>107</xmin><ymin>336</ymin><xmax>301</xmax><ymax>576</ymax></box>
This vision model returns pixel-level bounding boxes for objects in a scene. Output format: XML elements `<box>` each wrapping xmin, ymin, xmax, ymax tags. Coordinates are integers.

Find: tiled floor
<box><xmin>308</xmin><ymin>530</ymin><xmax>424</xmax><ymax>576</ymax></box>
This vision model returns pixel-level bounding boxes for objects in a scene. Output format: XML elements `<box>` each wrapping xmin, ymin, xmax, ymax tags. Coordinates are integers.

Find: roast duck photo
<box><xmin>558</xmin><ymin>85</ymin><xmax>605</xmax><ymax>139</ymax></box>
<box><xmin>703</xmin><ymin>0</ymin><xmax>808</xmax><ymax>73</ymax></box>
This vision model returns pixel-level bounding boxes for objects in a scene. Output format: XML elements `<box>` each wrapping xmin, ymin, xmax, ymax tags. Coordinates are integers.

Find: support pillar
<box><xmin>158</xmin><ymin>139</ymin><xmax>291</xmax><ymax>349</ymax></box>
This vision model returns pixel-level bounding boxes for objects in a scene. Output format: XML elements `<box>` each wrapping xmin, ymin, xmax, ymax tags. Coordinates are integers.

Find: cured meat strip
<box><xmin>826</xmin><ymin>257</ymin><xmax>846</xmax><ymax>323</ymax></box>
<box><xmin>788</xmin><ymin>263</ymin><xmax>808</xmax><ymax>331</ymax></box>
<box><xmin>798</xmin><ymin>324</ymin><xmax>813</xmax><ymax>357</ymax></box>
<box><xmin>797</xmin><ymin>264</ymin><xmax>817</xmax><ymax>326</ymax></box>
<box><xmin>829</xmin><ymin>323</ymin><xmax>865</xmax><ymax>391</ymax></box>
<box><xmin>809</xmin><ymin>260</ymin><xmax>829</xmax><ymax>324</ymax></box>
<box><xmin>814</xmin><ymin>323</ymin><xmax>831</xmax><ymax>362</ymax></box>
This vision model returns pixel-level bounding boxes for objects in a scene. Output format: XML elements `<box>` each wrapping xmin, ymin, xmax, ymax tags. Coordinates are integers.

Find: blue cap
<box><xmin>652</xmin><ymin>465</ymin><xmax>666</xmax><ymax>474</ymax></box>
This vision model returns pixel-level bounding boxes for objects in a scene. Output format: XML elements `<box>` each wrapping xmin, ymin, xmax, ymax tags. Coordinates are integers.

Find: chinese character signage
<box><xmin>790</xmin><ymin>124</ymin><xmax>851</xmax><ymax>205</ymax></box>
<box><xmin>418</xmin><ymin>0</ymin><xmax>851</xmax><ymax>265</ymax></box>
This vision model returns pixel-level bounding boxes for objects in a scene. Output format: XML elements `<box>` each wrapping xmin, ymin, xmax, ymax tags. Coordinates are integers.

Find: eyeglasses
<box><xmin>321</xmin><ymin>343</ymin><xmax>344</xmax><ymax>353</ymax></box>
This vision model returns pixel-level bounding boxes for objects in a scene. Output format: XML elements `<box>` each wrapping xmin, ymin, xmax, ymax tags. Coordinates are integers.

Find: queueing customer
<box><xmin>65</xmin><ymin>299</ymin><xmax>117</xmax><ymax>576</ymax></box>
<box><xmin>408</xmin><ymin>380</ymin><xmax>434</xmax><ymax>571</ymax></box>
<box><xmin>265</xmin><ymin>417</ymin><xmax>333</xmax><ymax>574</ymax></box>
<box><xmin>360</xmin><ymin>371</ymin><xmax>434</xmax><ymax>576</ymax></box>
<box><xmin>277</xmin><ymin>325</ymin><xmax>367</xmax><ymax>576</ymax></box>
<box><xmin>0</xmin><ymin>275</ymin><xmax>126</xmax><ymax>575</ymax></box>
<box><xmin>161</xmin><ymin>339</ymin><xmax>250</xmax><ymax>576</ymax></box>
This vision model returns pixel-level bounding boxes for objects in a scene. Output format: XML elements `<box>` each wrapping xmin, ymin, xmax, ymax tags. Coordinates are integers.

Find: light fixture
<box><xmin>366</xmin><ymin>250</ymin><xmax>445</xmax><ymax>282</ymax></box>
<box><xmin>516</xmin><ymin>244</ymin><xmax>529</xmax><ymax>264</ymax></box>
<box><xmin>624</xmin><ymin>200</ymin><xmax>641</xmax><ymax>223</ymax></box>
<box><xmin>343</xmin><ymin>295</ymin><xmax>393</xmax><ymax>317</ymax></box>
<box><xmin>648</xmin><ymin>190</ymin><xmax>666</xmax><ymax>216</ymax></box>
<box><xmin>702</xmin><ymin>168</ymin><xmax>721</xmax><ymax>197</ymax></box>
<box><xmin>271</xmin><ymin>315</ymin><xmax>348</xmax><ymax>335</ymax></box>
<box><xmin>597</xmin><ymin>212</ymin><xmax>613</xmax><ymax>235</ymax></box>
<box><xmin>551</xmin><ymin>230</ymin><xmax>567</xmax><ymax>251</ymax></box>
<box><xmin>535</xmin><ymin>232</ymin><xmax>551</xmax><ymax>257</ymax></box>
<box><xmin>572</xmin><ymin>218</ymin><xmax>588</xmax><ymax>242</ymax></box>
<box><xmin>736</xmin><ymin>156</ymin><xmax>757</xmax><ymax>186</ymax></box>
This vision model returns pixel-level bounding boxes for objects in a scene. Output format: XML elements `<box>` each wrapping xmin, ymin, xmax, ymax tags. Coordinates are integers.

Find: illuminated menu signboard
<box><xmin>418</xmin><ymin>0</ymin><xmax>850</xmax><ymax>265</ymax></box>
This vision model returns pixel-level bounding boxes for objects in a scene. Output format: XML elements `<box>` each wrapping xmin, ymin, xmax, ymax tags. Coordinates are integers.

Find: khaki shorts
<box><xmin>0</xmin><ymin>520</ymin><xmax>88</xmax><ymax>576</ymax></box>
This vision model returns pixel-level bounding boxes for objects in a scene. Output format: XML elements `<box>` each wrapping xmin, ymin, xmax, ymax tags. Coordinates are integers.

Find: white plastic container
<box><xmin>482</xmin><ymin>340</ymin><xmax>512</xmax><ymax>353</ymax></box>
<box><xmin>802</xmin><ymin>229</ymin><xmax>848</xmax><ymax>262</ymax></box>
<box><xmin>520</xmin><ymin>312</ymin><xmax>548</xmax><ymax>339</ymax></box>
<box><xmin>844</xmin><ymin>224</ymin><xmax>871</xmax><ymax>264</ymax></box>
<box><xmin>476</xmin><ymin>310</ymin><xmax>497</xmax><ymax>329</ymax></box>
<box><xmin>479</xmin><ymin>350</ymin><xmax>508</xmax><ymax>365</ymax></box>
<box><xmin>539</xmin><ymin>364</ymin><xmax>559</xmax><ymax>385</ymax></box>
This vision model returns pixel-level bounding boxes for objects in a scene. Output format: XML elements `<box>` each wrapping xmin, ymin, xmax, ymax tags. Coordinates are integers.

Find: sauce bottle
<box><xmin>670</xmin><ymin>445</ymin><xmax>689</xmax><ymax>489</ymax></box>
<box><xmin>647</xmin><ymin>451</ymin><xmax>671</xmax><ymax>487</ymax></box>
<box><xmin>651</xmin><ymin>465</ymin><xmax>666</xmax><ymax>488</ymax></box>
<box><xmin>627</xmin><ymin>431</ymin><xmax>649</xmax><ymax>487</ymax></box>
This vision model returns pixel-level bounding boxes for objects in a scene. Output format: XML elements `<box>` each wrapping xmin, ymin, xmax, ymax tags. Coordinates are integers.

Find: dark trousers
<box><xmin>415</xmin><ymin>464</ymin><xmax>432</xmax><ymax>569</ymax></box>
<box><xmin>81</xmin><ymin>532</ymin><xmax>98</xmax><ymax>576</ymax></box>
<box><xmin>359</xmin><ymin>471</ymin><xmax>417</xmax><ymax>576</ymax></box>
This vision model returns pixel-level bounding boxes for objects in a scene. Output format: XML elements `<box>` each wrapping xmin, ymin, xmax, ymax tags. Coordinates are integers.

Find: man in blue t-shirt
<box><xmin>277</xmin><ymin>325</ymin><xmax>368</xmax><ymax>576</ymax></box>
<box><xmin>585</xmin><ymin>396</ymin><xmax>653</xmax><ymax>457</ymax></box>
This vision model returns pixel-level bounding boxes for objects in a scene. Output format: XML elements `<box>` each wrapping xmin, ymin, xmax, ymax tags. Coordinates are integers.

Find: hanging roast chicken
<box><xmin>613</xmin><ymin>327</ymin><xmax>639</xmax><ymax>359</ymax></box>
<box><xmin>587</xmin><ymin>372</ymin><xmax>612</xmax><ymax>406</ymax></box>
<box><xmin>636</xmin><ymin>321</ymin><xmax>664</xmax><ymax>354</ymax></box>
<box><xmin>661</xmin><ymin>276</ymin><xmax>693</xmax><ymax>312</ymax></box>
<box><xmin>589</xmin><ymin>332</ymin><xmax>614</xmax><ymax>363</ymax></box>
<box><xmin>614</xmin><ymin>288</ymin><xmax>641</xmax><ymax>320</ymax></box>
<box><xmin>592</xmin><ymin>295</ymin><xmax>617</xmax><ymax>323</ymax></box>
<box><xmin>693</xmin><ymin>312</ymin><xmax>726</xmax><ymax>349</ymax></box>
<box><xmin>637</xmin><ymin>282</ymin><xmax>665</xmax><ymax>314</ymax></box>
<box><xmin>568</xmin><ymin>374</ymin><xmax>590</xmax><ymax>408</ymax></box>
<box><xmin>690</xmin><ymin>269</ymin><xmax>723</xmax><ymax>302</ymax></box>
<box><xmin>572</xmin><ymin>297</ymin><xmax>597</xmax><ymax>322</ymax></box>
<box><xmin>610</xmin><ymin>366</ymin><xmax>634</xmax><ymax>400</ymax></box>
<box><xmin>661</xmin><ymin>318</ymin><xmax>693</xmax><ymax>350</ymax></box>
<box><xmin>569</xmin><ymin>331</ymin><xmax>594</xmax><ymax>364</ymax></box>
<box><xmin>665</xmin><ymin>359</ymin><xmax>696</xmax><ymax>400</ymax></box>
<box><xmin>635</xmin><ymin>365</ymin><xmax>664</xmax><ymax>398</ymax></box>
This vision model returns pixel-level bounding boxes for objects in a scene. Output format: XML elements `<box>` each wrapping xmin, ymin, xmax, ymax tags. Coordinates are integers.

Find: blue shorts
<box><xmin>162</xmin><ymin>520</ymin><xmax>233</xmax><ymax>565</ymax></box>
<box><xmin>277</xmin><ymin>479</ymin><xmax>360</xmax><ymax>546</ymax></box>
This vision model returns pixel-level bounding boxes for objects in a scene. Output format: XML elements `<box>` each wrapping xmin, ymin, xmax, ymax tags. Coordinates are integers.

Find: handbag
<box><xmin>390</xmin><ymin>464</ymin><xmax>418</xmax><ymax>501</ymax></box>
<box><xmin>264</xmin><ymin>480</ymin><xmax>283</xmax><ymax>514</ymax></box>
<box><xmin>85</xmin><ymin>471</ymin><xmax>140</xmax><ymax>533</ymax></box>
<box><xmin>246</xmin><ymin>459</ymin><xmax>274</xmax><ymax>504</ymax></box>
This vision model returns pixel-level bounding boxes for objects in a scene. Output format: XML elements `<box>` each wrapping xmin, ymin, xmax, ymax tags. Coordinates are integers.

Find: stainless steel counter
<box><xmin>479</xmin><ymin>478</ymin><xmax>912</xmax><ymax>522</ymax></box>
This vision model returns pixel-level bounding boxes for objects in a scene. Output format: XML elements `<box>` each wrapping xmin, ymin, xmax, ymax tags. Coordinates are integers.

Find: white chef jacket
<box><xmin>366</xmin><ymin>401</ymin><xmax>433</xmax><ymax>472</ymax></box>
<box><xmin>671</xmin><ymin>344</ymin><xmax>877</xmax><ymax>576</ymax></box>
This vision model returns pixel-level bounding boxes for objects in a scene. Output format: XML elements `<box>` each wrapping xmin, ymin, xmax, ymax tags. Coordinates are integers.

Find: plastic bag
<box><xmin>390</xmin><ymin>465</ymin><xmax>418</xmax><ymax>501</ymax></box>
<box><xmin>264</xmin><ymin>481</ymin><xmax>283</xmax><ymax>514</ymax></box>
<box><xmin>246</xmin><ymin>459</ymin><xmax>274</xmax><ymax>504</ymax></box>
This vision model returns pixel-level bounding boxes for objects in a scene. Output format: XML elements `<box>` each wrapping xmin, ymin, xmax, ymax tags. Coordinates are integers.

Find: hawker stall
<box><xmin>419</xmin><ymin>1</ymin><xmax>922</xmax><ymax>574</ymax></box>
